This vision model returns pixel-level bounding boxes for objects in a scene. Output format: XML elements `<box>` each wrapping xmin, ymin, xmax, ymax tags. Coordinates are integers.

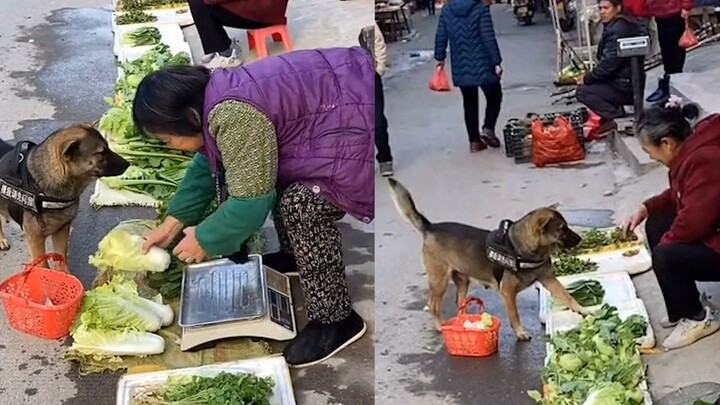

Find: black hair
<box><xmin>603</xmin><ymin>0</ymin><xmax>623</xmax><ymax>7</ymax></box>
<box><xmin>132</xmin><ymin>65</ymin><xmax>211</xmax><ymax>137</ymax></box>
<box><xmin>637</xmin><ymin>102</ymin><xmax>700</xmax><ymax>146</ymax></box>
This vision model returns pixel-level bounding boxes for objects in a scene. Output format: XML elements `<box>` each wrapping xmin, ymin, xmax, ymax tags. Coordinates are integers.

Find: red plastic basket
<box><xmin>0</xmin><ymin>254</ymin><xmax>84</xmax><ymax>340</ymax></box>
<box><xmin>440</xmin><ymin>297</ymin><xmax>501</xmax><ymax>357</ymax></box>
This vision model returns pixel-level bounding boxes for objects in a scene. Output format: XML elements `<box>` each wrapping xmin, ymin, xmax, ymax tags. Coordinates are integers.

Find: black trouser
<box><xmin>188</xmin><ymin>0</ymin><xmax>270</xmax><ymax>55</ymax></box>
<box><xmin>575</xmin><ymin>82</ymin><xmax>633</xmax><ymax>123</ymax></box>
<box><xmin>656</xmin><ymin>15</ymin><xmax>686</xmax><ymax>75</ymax></box>
<box><xmin>375</xmin><ymin>72</ymin><xmax>393</xmax><ymax>163</ymax></box>
<box><xmin>459</xmin><ymin>82</ymin><xmax>503</xmax><ymax>143</ymax></box>
<box><xmin>646</xmin><ymin>211</ymin><xmax>720</xmax><ymax>322</ymax></box>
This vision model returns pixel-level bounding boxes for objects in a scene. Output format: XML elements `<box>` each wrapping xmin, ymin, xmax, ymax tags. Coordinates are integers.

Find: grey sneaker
<box><xmin>379</xmin><ymin>161</ymin><xmax>394</xmax><ymax>177</ymax></box>
<box><xmin>663</xmin><ymin>306</ymin><xmax>720</xmax><ymax>350</ymax></box>
<box><xmin>201</xmin><ymin>40</ymin><xmax>243</xmax><ymax>66</ymax></box>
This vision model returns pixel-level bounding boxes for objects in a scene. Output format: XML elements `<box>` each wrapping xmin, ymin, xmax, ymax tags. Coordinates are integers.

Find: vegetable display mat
<box><xmin>546</xmin><ymin>298</ymin><xmax>656</xmax><ymax>349</ymax></box>
<box><xmin>113</xmin><ymin>23</ymin><xmax>186</xmax><ymax>59</ymax></box>
<box><xmin>538</xmin><ymin>271</ymin><xmax>638</xmax><ymax>324</ymax></box>
<box><xmin>90</xmin><ymin>178</ymin><xmax>160</xmax><ymax>208</ymax></box>
<box><xmin>116</xmin><ymin>356</ymin><xmax>296</xmax><ymax>405</ymax></box>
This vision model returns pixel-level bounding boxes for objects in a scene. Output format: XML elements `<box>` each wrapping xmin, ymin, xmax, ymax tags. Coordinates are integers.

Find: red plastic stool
<box><xmin>247</xmin><ymin>25</ymin><xmax>294</xmax><ymax>59</ymax></box>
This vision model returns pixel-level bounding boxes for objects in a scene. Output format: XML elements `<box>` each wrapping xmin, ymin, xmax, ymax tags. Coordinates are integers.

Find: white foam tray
<box><xmin>113</xmin><ymin>22</ymin><xmax>185</xmax><ymax>57</ymax></box>
<box><xmin>116</xmin><ymin>356</ymin><xmax>296</xmax><ymax>405</ymax></box>
<box><xmin>546</xmin><ymin>298</ymin><xmax>656</xmax><ymax>349</ymax></box>
<box><xmin>112</xmin><ymin>8</ymin><xmax>193</xmax><ymax>33</ymax></box>
<box><xmin>538</xmin><ymin>271</ymin><xmax>638</xmax><ymax>324</ymax></box>
<box><xmin>577</xmin><ymin>244</ymin><xmax>652</xmax><ymax>276</ymax></box>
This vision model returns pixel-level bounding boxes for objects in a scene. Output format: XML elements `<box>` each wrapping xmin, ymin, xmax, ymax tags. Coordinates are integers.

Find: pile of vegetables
<box><xmin>553</xmin><ymin>252</ymin><xmax>599</xmax><ymax>277</ymax></box>
<box><xmin>528</xmin><ymin>305</ymin><xmax>648</xmax><ymax>405</ymax></box>
<box><xmin>66</xmin><ymin>276</ymin><xmax>173</xmax><ymax>360</ymax></box>
<box><xmin>118</xmin><ymin>0</ymin><xmax>186</xmax><ymax>12</ymax></box>
<box><xmin>116</xmin><ymin>10</ymin><xmax>158</xmax><ymax>25</ymax></box>
<box><xmin>552</xmin><ymin>279</ymin><xmax>605</xmax><ymax>310</ymax></box>
<box><xmin>97</xmin><ymin>44</ymin><xmax>193</xmax><ymax>207</ymax></box>
<box><xmin>123</xmin><ymin>27</ymin><xmax>162</xmax><ymax>47</ymax></box>
<box><xmin>131</xmin><ymin>372</ymin><xmax>275</xmax><ymax>405</ymax></box>
<box><xmin>571</xmin><ymin>227</ymin><xmax>639</xmax><ymax>254</ymax></box>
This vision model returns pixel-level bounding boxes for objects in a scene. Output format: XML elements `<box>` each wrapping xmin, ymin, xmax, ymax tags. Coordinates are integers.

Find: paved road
<box><xmin>0</xmin><ymin>1</ymin><xmax>374</xmax><ymax>404</ymax></box>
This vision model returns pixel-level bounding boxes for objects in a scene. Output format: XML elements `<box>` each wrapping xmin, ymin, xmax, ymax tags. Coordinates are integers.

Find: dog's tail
<box><xmin>387</xmin><ymin>178</ymin><xmax>431</xmax><ymax>233</ymax></box>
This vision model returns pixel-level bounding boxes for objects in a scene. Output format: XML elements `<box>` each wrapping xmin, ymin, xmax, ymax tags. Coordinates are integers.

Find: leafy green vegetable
<box><xmin>132</xmin><ymin>372</ymin><xmax>275</xmax><ymax>405</ymax></box>
<box><xmin>118</xmin><ymin>0</ymin><xmax>186</xmax><ymax>11</ymax></box>
<box><xmin>528</xmin><ymin>305</ymin><xmax>648</xmax><ymax>405</ymax></box>
<box><xmin>89</xmin><ymin>219</ymin><xmax>172</xmax><ymax>273</ymax></box>
<box><xmin>554</xmin><ymin>251</ymin><xmax>599</xmax><ymax>276</ymax></box>
<box><xmin>123</xmin><ymin>26</ymin><xmax>161</xmax><ymax>47</ymax></box>
<box><xmin>564</xmin><ymin>279</ymin><xmax>605</xmax><ymax>308</ymax></box>
<box><xmin>116</xmin><ymin>10</ymin><xmax>158</xmax><ymax>25</ymax></box>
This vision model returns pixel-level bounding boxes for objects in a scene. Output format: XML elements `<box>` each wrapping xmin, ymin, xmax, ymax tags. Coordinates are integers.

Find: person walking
<box><xmin>645</xmin><ymin>0</ymin><xmax>694</xmax><ymax>103</ymax></box>
<box><xmin>434</xmin><ymin>0</ymin><xmax>504</xmax><ymax>153</ymax></box>
<box><xmin>187</xmin><ymin>0</ymin><xmax>289</xmax><ymax>68</ymax></box>
<box><xmin>359</xmin><ymin>25</ymin><xmax>394</xmax><ymax>176</ymax></box>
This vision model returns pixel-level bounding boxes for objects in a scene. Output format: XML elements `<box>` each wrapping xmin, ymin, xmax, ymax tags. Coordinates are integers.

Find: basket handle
<box><xmin>24</xmin><ymin>254</ymin><xmax>69</xmax><ymax>274</ymax></box>
<box><xmin>457</xmin><ymin>297</ymin><xmax>486</xmax><ymax>316</ymax></box>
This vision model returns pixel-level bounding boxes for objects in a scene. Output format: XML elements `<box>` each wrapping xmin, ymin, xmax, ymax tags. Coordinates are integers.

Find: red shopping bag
<box><xmin>678</xmin><ymin>20</ymin><xmax>698</xmax><ymax>49</ymax></box>
<box><xmin>429</xmin><ymin>65</ymin><xmax>451</xmax><ymax>92</ymax></box>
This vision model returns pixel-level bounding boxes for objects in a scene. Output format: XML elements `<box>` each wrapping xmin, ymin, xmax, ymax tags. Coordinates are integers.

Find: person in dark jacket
<box><xmin>188</xmin><ymin>0</ymin><xmax>289</xmax><ymax>67</ymax></box>
<box><xmin>133</xmin><ymin>48</ymin><xmax>374</xmax><ymax>368</ymax></box>
<box><xmin>434</xmin><ymin>0</ymin><xmax>503</xmax><ymax>153</ymax></box>
<box><xmin>645</xmin><ymin>0</ymin><xmax>694</xmax><ymax>103</ymax></box>
<box><xmin>575</xmin><ymin>0</ymin><xmax>644</xmax><ymax>134</ymax></box>
<box><xmin>623</xmin><ymin>99</ymin><xmax>720</xmax><ymax>350</ymax></box>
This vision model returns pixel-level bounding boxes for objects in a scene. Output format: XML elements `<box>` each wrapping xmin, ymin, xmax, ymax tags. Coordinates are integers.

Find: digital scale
<box><xmin>617</xmin><ymin>36</ymin><xmax>651</xmax><ymax>125</ymax></box>
<box><xmin>178</xmin><ymin>255</ymin><xmax>297</xmax><ymax>351</ymax></box>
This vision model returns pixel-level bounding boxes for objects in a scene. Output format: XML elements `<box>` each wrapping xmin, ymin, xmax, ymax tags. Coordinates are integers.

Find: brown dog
<box><xmin>388</xmin><ymin>178</ymin><xmax>589</xmax><ymax>341</ymax></box>
<box><xmin>0</xmin><ymin>124</ymin><xmax>129</xmax><ymax>264</ymax></box>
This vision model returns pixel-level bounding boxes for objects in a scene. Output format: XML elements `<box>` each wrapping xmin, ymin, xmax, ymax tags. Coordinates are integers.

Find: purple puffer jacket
<box><xmin>201</xmin><ymin>48</ymin><xmax>375</xmax><ymax>223</ymax></box>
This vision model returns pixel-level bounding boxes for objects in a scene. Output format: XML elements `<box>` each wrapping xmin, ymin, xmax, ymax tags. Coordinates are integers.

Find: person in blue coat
<box><xmin>435</xmin><ymin>0</ymin><xmax>504</xmax><ymax>153</ymax></box>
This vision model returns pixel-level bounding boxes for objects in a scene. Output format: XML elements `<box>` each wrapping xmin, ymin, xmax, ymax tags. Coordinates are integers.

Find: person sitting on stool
<box><xmin>188</xmin><ymin>0</ymin><xmax>289</xmax><ymax>68</ymax></box>
<box><xmin>575</xmin><ymin>0</ymin><xmax>644</xmax><ymax>134</ymax></box>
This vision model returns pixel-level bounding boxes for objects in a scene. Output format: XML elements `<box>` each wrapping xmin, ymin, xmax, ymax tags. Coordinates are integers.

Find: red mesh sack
<box><xmin>678</xmin><ymin>21</ymin><xmax>698</xmax><ymax>49</ymax></box>
<box><xmin>429</xmin><ymin>65</ymin><xmax>451</xmax><ymax>92</ymax></box>
<box><xmin>531</xmin><ymin>116</ymin><xmax>585</xmax><ymax>167</ymax></box>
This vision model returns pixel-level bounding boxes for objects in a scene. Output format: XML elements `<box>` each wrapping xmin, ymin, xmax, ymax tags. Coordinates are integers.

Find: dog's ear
<box><xmin>547</xmin><ymin>203</ymin><xmax>560</xmax><ymax>210</ymax></box>
<box><xmin>538</xmin><ymin>212</ymin><xmax>564</xmax><ymax>233</ymax></box>
<box><xmin>61</xmin><ymin>138</ymin><xmax>83</xmax><ymax>160</ymax></box>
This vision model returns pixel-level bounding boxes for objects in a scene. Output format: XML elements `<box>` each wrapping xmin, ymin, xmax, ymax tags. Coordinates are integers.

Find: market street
<box><xmin>0</xmin><ymin>0</ymin><xmax>373</xmax><ymax>404</ymax></box>
<box><xmin>375</xmin><ymin>6</ymin><xmax>720</xmax><ymax>404</ymax></box>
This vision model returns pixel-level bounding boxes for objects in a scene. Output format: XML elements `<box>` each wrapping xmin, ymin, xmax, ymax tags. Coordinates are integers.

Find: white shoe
<box><xmin>201</xmin><ymin>40</ymin><xmax>243</xmax><ymax>66</ymax></box>
<box><xmin>204</xmin><ymin>50</ymin><xmax>243</xmax><ymax>69</ymax></box>
<box><xmin>662</xmin><ymin>306</ymin><xmax>720</xmax><ymax>350</ymax></box>
<box><xmin>660</xmin><ymin>293</ymin><xmax>715</xmax><ymax>329</ymax></box>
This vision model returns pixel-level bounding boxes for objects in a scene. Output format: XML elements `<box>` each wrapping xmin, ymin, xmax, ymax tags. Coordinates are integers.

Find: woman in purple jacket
<box><xmin>132</xmin><ymin>48</ymin><xmax>374</xmax><ymax>368</ymax></box>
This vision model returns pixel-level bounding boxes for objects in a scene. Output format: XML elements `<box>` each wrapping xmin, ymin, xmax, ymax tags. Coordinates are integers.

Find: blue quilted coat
<box><xmin>434</xmin><ymin>0</ymin><xmax>502</xmax><ymax>87</ymax></box>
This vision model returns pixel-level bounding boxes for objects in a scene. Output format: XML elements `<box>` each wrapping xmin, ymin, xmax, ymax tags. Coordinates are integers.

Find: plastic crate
<box><xmin>504</xmin><ymin>108</ymin><xmax>588</xmax><ymax>164</ymax></box>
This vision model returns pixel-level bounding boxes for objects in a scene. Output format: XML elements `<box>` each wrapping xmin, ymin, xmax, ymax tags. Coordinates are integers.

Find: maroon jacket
<box><xmin>646</xmin><ymin>0</ymin><xmax>694</xmax><ymax>18</ymax></box>
<box><xmin>644</xmin><ymin>114</ymin><xmax>720</xmax><ymax>252</ymax></box>
<box><xmin>203</xmin><ymin>0</ymin><xmax>289</xmax><ymax>25</ymax></box>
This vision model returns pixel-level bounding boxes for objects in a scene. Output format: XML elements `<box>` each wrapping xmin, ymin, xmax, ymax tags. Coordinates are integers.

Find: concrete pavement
<box><xmin>375</xmin><ymin>6</ymin><xmax>720</xmax><ymax>404</ymax></box>
<box><xmin>0</xmin><ymin>1</ymin><xmax>374</xmax><ymax>404</ymax></box>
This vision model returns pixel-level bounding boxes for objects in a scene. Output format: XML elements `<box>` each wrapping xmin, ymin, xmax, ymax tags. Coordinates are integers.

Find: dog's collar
<box><xmin>0</xmin><ymin>141</ymin><xmax>76</xmax><ymax>216</ymax></box>
<box><xmin>486</xmin><ymin>219</ymin><xmax>549</xmax><ymax>274</ymax></box>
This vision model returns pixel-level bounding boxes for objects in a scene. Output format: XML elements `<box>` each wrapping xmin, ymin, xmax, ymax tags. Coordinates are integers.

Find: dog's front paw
<box><xmin>0</xmin><ymin>238</ymin><xmax>10</xmax><ymax>251</ymax></box>
<box><xmin>515</xmin><ymin>328</ymin><xmax>532</xmax><ymax>341</ymax></box>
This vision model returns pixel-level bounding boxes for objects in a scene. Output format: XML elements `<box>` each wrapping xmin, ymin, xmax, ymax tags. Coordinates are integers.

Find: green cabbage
<box><xmin>89</xmin><ymin>219</ymin><xmax>171</xmax><ymax>273</ymax></box>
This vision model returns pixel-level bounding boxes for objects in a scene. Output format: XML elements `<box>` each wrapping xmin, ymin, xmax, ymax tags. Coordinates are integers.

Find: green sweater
<box><xmin>165</xmin><ymin>101</ymin><xmax>278</xmax><ymax>257</ymax></box>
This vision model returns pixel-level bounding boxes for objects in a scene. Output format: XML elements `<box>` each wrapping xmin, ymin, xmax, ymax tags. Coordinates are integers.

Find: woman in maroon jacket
<box><xmin>645</xmin><ymin>0</ymin><xmax>694</xmax><ymax>103</ymax></box>
<box><xmin>624</xmin><ymin>99</ymin><xmax>720</xmax><ymax>350</ymax></box>
<box><xmin>188</xmin><ymin>0</ymin><xmax>289</xmax><ymax>67</ymax></box>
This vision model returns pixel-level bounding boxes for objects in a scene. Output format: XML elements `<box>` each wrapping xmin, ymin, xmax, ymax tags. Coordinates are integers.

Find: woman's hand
<box><xmin>575</xmin><ymin>75</ymin><xmax>584</xmax><ymax>85</ymax></box>
<box><xmin>681</xmin><ymin>8</ymin><xmax>690</xmax><ymax>19</ymax></box>
<box><xmin>622</xmin><ymin>205</ymin><xmax>649</xmax><ymax>233</ymax></box>
<box><xmin>143</xmin><ymin>216</ymin><xmax>184</xmax><ymax>254</ymax></box>
<box><xmin>437</xmin><ymin>60</ymin><xmax>445</xmax><ymax>68</ymax></box>
<box><xmin>495</xmin><ymin>65</ymin><xmax>503</xmax><ymax>77</ymax></box>
<box><xmin>173</xmin><ymin>227</ymin><xmax>208</xmax><ymax>264</ymax></box>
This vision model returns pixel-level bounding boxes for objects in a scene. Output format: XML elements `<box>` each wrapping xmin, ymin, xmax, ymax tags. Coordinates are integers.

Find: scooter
<box><xmin>513</xmin><ymin>0</ymin><xmax>536</xmax><ymax>25</ymax></box>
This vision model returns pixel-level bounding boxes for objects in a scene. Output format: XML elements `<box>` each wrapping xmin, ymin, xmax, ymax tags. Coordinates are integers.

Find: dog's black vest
<box><xmin>486</xmin><ymin>219</ymin><xmax>549</xmax><ymax>282</ymax></box>
<box><xmin>0</xmin><ymin>141</ymin><xmax>75</xmax><ymax>226</ymax></box>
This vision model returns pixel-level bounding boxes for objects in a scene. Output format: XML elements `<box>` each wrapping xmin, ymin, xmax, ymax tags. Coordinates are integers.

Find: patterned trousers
<box><xmin>272</xmin><ymin>182</ymin><xmax>352</xmax><ymax>323</ymax></box>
